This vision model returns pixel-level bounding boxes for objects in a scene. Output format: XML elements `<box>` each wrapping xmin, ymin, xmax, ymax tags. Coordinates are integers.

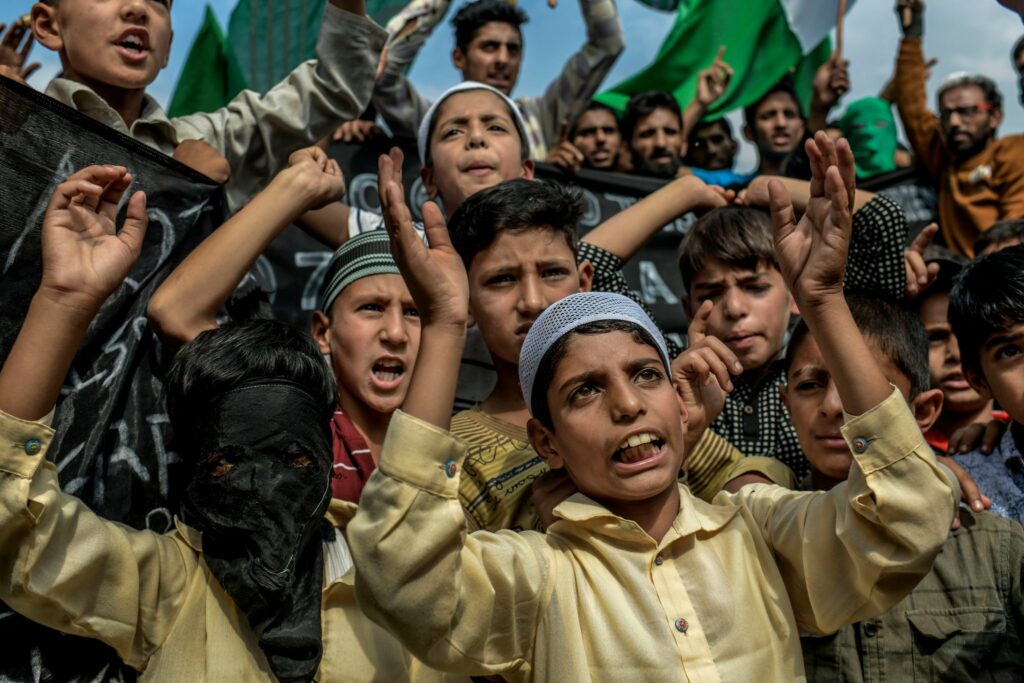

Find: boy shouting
<box><xmin>346</xmin><ymin>132</ymin><xmax>956</xmax><ymax>679</ymax></box>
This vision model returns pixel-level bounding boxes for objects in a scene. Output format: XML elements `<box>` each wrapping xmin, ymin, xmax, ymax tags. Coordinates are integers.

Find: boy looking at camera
<box><xmin>345</xmin><ymin>132</ymin><xmax>956</xmax><ymax>680</ymax></box>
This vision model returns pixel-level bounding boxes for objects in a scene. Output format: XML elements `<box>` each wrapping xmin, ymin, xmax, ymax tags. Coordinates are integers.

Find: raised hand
<box><xmin>812</xmin><ymin>53</ymin><xmax>851</xmax><ymax>110</ymax></box>
<box><xmin>671</xmin><ymin>300</ymin><xmax>742</xmax><ymax>449</ymax></box>
<box><xmin>544</xmin><ymin>118</ymin><xmax>585</xmax><ymax>173</ymax></box>
<box><xmin>378</xmin><ymin>147</ymin><xmax>469</xmax><ymax>329</ymax></box>
<box><xmin>768</xmin><ymin>131</ymin><xmax>854</xmax><ymax>308</ymax></box>
<box><xmin>331</xmin><ymin>118</ymin><xmax>384</xmax><ymax>144</ymax></box>
<box><xmin>904</xmin><ymin>223</ymin><xmax>940</xmax><ymax>298</ymax></box>
<box><xmin>40</xmin><ymin>165</ymin><xmax>148</xmax><ymax>311</ymax></box>
<box><xmin>0</xmin><ymin>17</ymin><xmax>40</xmax><ymax>84</ymax></box>
<box><xmin>283</xmin><ymin>145</ymin><xmax>346</xmax><ymax>213</ymax></box>
<box><xmin>696</xmin><ymin>46</ymin><xmax>733</xmax><ymax>108</ymax></box>
<box><xmin>896</xmin><ymin>0</ymin><xmax>924</xmax><ymax>36</ymax></box>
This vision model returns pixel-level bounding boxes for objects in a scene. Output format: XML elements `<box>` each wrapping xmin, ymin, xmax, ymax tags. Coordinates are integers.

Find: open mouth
<box><xmin>612</xmin><ymin>432</ymin><xmax>666</xmax><ymax>465</ymax></box>
<box><xmin>371</xmin><ymin>359</ymin><xmax>405</xmax><ymax>384</ymax></box>
<box><xmin>114</xmin><ymin>30</ymin><xmax>150</xmax><ymax>60</ymax></box>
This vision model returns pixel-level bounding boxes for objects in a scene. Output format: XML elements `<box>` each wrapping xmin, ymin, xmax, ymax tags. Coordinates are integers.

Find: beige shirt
<box><xmin>0</xmin><ymin>409</ymin><xmax>460</xmax><ymax>682</ymax></box>
<box><xmin>348</xmin><ymin>389</ymin><xmax>956</xmax><ymax>681</ymax></box>
<box><xmin>44</xmin><ymin>5</ymin><xmax>387</xmax><ymax>212</ymax></box>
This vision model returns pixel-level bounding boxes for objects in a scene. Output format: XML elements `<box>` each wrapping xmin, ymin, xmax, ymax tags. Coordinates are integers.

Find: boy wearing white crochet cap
<box><xmin>346</xmin><ymin>132</ymin><xmax>957</xmax><ymax>680</ymax></box>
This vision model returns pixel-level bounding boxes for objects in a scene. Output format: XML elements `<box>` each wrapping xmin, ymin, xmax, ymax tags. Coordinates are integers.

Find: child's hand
<box><xmin>903</xmin><ymin>223</ymin><xmax>940</xmax><ymax>298</ymax></box>
<box><xmin>672</xmin><ymin>300</ymin><xmax>742</xmax><ymax>449</ymax></box>
<box><xmin>39</xmin><ymin>165</ymin><xmax>148</xmax><ymax>311</ymax></box>
<box><xmin>378</xmin><ymin>147</ymin><xmax>469</xmax><ymax>330</ymax></box>
<box><xmin>531</xmin><ymin>469</ymin><xmax>578</xmax><ymax>530</ymax></box>
<box><xmin>0</xmin><ymin>17</ymin><xmax>40</xmax><ymax>84</ymax></box>
<box><xmin>768</xmin><ymin>131</ymin><xmax>855</xmax><ymax>309</ymax></box>
<box><xmin>282</xmin><ymin>146</ymin><xmax>346</xmax><ymax>213</ymax></box>
<box><xmin>676</xmin><ymin>174</ymin><xmax>733</xmax><ymax>212</ymax></box>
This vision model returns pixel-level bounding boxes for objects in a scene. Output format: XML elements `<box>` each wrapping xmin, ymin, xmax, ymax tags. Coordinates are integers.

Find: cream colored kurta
<box><xmin>0</xmin><ymin>410</ymin><xmax>460</xmax><ymax>682</ymax></box>
<box><xmin>348</xmin><ymin>389</ymin><xmax>957</xmax><ymax>682</ymax></box>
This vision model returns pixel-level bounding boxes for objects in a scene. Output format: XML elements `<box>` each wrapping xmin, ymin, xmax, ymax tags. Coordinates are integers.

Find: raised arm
<box><xmin>147</xmin><ymin>147</ymin><xmax>345</xmax><ymax>348</ymax></box>
<box><xmin>681</xmin><ymin>47</ymin><xmax>733</xmax><ymax>143</ymax></box>
<box><xmin>582</xmin><ymin>174</ymin><xmax>732</xmax><ymax>262</ymax></box>
<box><xmin>173</xmin><ymin>0</ymin><xmax>386</xmax><ymax>201</ymax></box>
<box><xmin>0</xmin><ymin>167</ymin><xmax>192</xmax><ymax>668</ymax></box>
<box><xmin>347</xmin><ymin>149</ymin><xmax>549</xmax><ymax>673</ymax></box>
<box><xmin>528</xmin><ymin>0</ymin><xmax>625</xmax><ymax>154</ymax></box>
<box><xmin>738</xmin><ymin>131</ymin><xmax>955</xmax><ymax>632</ymax></box>
<box><xmin>892</xmin><ymin>0</ymin><xmax>945</xmax><ymax>178</ymax></box>
<box><xmin>371</xmin><ymin>0</ymin><xmax>447</xmax><ymax>139</ymax></box>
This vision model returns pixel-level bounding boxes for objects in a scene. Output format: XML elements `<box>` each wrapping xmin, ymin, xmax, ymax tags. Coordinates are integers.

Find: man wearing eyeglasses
<box><xmin>895</xmin><ymin>0</ymin><xmax>1024</xmax><ymax>257</ymax></box>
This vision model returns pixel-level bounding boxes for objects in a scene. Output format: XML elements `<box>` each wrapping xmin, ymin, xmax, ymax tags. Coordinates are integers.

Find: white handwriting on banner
<box><xmin>638</xmin><ymin>261</ymin><xmax>679</xmax><ymax>305</ymax></box>
<box><xmin>296</xmin><ymin>251</ymin><xmax>333</xmax><ymax>311</ymax></box>
<box><xmin>348</xmin><ymin>173</ymin><xmax>429</xmax><ymax>221</ymax></box>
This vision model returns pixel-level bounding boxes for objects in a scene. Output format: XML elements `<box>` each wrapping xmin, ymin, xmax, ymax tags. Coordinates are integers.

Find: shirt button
<box><xmin>444</xmin><ymin>459</ymin><xmax>458</xmax><ymax>478</ymax></box>
<box><xmin>654</xmin><ymin>554</ymin><xmax>664</xmax><ymax>566</ymax></box>
<box><xmin>674</xmin><ymin>617</ymin><xmax>689</xmax><ymax>634</ymax></box>
<box><xmin>863</xmin><ymin>622</ymin><xmax>879</xmax><ymax>637</ymax></box>
<box><xmin>851</xmin><ymin>437</ymin><xmax>870</xmax><ymax>454</ymax></box>
<box><xmin>23</xmin><ymin>439</ymin><xmax>41</xmax><ymax>456</ymax></box>
<box><xmin>743</xmin><ymin>405</ymin><xmax>754</xmax><ymax>415</ymax></box>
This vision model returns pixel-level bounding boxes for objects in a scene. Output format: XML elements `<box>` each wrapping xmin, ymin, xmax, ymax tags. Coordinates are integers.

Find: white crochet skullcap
<box><xmin>518</xmin><ymin>292</ymin><xmax>672</xmax><ymax>415</ymax></box>
<box><xmin>416</xmin><ymin>81</ymin><xmax>530</xmax><ymax>165</ymax></box>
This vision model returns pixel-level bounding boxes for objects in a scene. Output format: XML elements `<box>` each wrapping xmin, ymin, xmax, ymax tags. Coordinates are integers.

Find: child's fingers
<box><xmin>377</xmin><ymin>153</ymin><xmax>394</xmax><ymax>214</ymax></box>
<box><xmin>701</xmin><ymin>335</ymin><xmax>743</xmax><ymax>375</ymax></box>
<box><xmin>20</xmin><ymin>32</ymin><xmax>33</xmax><ymax>58</ymax></box>
<box><xmin>905</xmin><ymin>249</ymin><xmax>928</xmax><ymax>288</ymax></box>
<box><xmin>421</xmin><ymin>201</ymin><xmax>452</xmax><ymax>251</ymax></box>
<box><xmin>815</xmin><ymin>131</ymin><xmax>839</xmax><ymax>174</ymax></box>
<box><xmin>687</xmin><ymin>299</ymin><xmax>713</xmax><ymax>344</ymax></box>
<box><xmin>98</xmin><ymin>170</ymin><xmax>133</xmax><ymax>220</ymax></box>
<box><xmin>558</xmin><ymin>117</ymin><xmax>570</xmax><ymax>144</ymax></box>
<box><xmin>825</xmin><ymin>165</ymin><xmax>851</xmax><ymax>231</ymax></box>
<box><xmin>327</xmin><ymin>159</ymin><xmax>342</xmax><ymax>178</ymax></box>
<box><xmin>805</xmin><ymin>137</ymin><xmax>826</xmax><ymax>196</ymax></box>
<box><xmin>910</xmin><ymin>223</ymin><xmax>938</xmax><ymax>254</ymax></box>
<box><xmin>52</xmin><ymin>179</ymin><xmax>104</xmax><ymax>213</ymax></box>
<box><xmin>119</xmin><ymin>190</ymin><xmax>149</xmax><ymax>257</ymax></box>
<box><xmin>693</xmin><ymin>347</ymin><xmax>733</xmax><ymax>391</ymax></box>
<box><xmin>834</xmin><ymin>138</ymin><xmax>857</xmax><ymax>211</ymax></box>
<box><xmin>389</xmin><ymin>146</ymin><xmax>404</xmax><ymax>188</ymax></box>
<box><xmin>767</xmin><ymin>180</ymin><xmax>797</xmax><ymax>241</ymax></box>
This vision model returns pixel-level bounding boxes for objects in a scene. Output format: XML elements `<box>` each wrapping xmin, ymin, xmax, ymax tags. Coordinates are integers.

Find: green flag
<box><xmin>228</xmin><ymin>0</ymin><xmax>409</xmax><ymax>94</ymax></box>
<box><xmin>168</xmin><ymin>5</ymin><xmax>248</xmax><ymax>118</ymax></box>
<box><xmin>598</xmin><ymin>0</ymin><xmax>837</xmax><ymax>118</ymax></box>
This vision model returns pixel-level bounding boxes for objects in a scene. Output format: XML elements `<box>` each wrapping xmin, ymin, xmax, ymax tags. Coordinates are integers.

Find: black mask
<box><xmin>183</xmin><ymin>380</ymin><xmax>332</xmax><ymax>683</ymax></box>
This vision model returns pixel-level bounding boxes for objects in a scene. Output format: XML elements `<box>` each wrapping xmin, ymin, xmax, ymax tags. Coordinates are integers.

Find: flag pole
<box><xmin>836</xmin><ymin>0</ymin><xmax>848</xmax><ymax>58</ymax></box>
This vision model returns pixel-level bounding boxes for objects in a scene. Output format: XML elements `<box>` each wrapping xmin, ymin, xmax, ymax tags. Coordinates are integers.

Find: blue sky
<box><xmin>22</xmin><ymin>0</ymin><xmax>1024</xmax><ymax>170</ymax></box>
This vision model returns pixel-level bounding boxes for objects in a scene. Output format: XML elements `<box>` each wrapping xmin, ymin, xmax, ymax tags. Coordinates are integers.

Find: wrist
<box><xmin>794</xmin><ymin>288</ymin><xmax>845</xmax><ymax>316</ymax></box>
<box><xmin>268</xmin><ymin>171</ymin><xmax>317</xmax><ymax>220</ymax></box>
<box><xmin>34</xmin><ymin>285</ymin><xmax>105</xmax><ymax>321</ymax></box>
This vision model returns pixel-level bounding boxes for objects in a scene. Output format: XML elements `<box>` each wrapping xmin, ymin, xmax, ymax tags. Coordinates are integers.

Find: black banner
<box><xmin>0</xmin><ymin>76</ymin><xmax>225</xmax><ymax>682</ymax></box>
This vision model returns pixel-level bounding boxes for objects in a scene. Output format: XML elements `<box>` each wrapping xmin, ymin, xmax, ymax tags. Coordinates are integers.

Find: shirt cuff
<box><xmin>377</xmin><ymin>410</ymin><xmax>467</xmax><ymax>498</ymax></box>
<box><xmin>0</xmin><ymin>409</ymin><xmax>54</xmax><ymax>479</ymax></box>
<box><xmin>841</xmin><ymin>387</ymin><xmax>928</xmax><ymax>475</ymax></box>
<box><xmin>322</xmin><ymin>3</ymin><xmax>389</xmax><ymax>48</ymax></box>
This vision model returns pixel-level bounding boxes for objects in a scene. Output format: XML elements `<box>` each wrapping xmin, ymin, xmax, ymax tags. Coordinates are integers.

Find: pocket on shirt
<box><xmin>906</xmin><ymin>607</ymin><xmax>1006</xmax><ymax>680</ymax></box>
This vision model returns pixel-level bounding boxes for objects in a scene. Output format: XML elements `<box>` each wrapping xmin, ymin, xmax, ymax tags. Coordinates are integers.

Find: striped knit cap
<box><xmin>318</xmin><ymin>231</ymin><xmax>400</xmax><ymax>313</ymax></box>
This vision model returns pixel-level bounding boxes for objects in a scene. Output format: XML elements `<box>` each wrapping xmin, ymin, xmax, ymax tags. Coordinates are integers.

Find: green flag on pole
<box><xmin>598</xmin><ymin>0</ymin><xmax>850</xmax><ymax>118</ymax></box>
<box><xmin>168</xmin><ymin>5</ymin><xmax>248</xmax><ymax>118</ymax></box>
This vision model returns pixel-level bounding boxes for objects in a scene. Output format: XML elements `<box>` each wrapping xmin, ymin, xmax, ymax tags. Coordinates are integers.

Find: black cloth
<box><xmin>183</xmin><ymin>380</ymin><xmax>333</xmax><ymax>683</ymax></box>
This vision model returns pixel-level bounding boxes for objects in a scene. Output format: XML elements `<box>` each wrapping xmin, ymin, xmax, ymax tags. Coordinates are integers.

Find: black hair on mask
<box><xmin>784</xmin><ymin>295</ymin><xmax>930</xmax><ymax>398</ymax></box>
<box><xmin>949</xmin><ymin>244</ymin><xmax>1024</xmax><ymax>381</ymax></box>
<box><xmin>743</xmin><ymin>77</ymin><xmax>804</xmax><ymax>132</ymax></box>
<box><xmin>451</xmin><ymin>0</ymin><xmax>528</xmax><ymax>54</ymax></box>
<box><xmin>621</xmin><ymin>90</ymin><xmax>681</xmax><ymax>142</ymax></box>
<box><xmin>166</xmin><ymin>319</ymin><xmax>337</xmax><ymax>455</ymax></box>
<box><xmin>447</xmin><ymin>178</ymin><xmax>582</xmax><ymax>269</ymax></box>
<box><xmin>530</xmin><ymin>319</ymin><xmax>662</xmax><ymax>430</ymax></box>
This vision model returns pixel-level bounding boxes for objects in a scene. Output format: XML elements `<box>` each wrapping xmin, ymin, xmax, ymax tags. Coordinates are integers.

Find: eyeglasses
<box><xmin>939</xmin><ymin>103</ymin><xmax>994</xmax><ymax>122</ymax></box>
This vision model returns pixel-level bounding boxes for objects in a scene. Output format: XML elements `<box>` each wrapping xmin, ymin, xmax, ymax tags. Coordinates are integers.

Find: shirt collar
<box><xmin>44</xmin><ymin>77</ymin><xmax>179</xmax><ymax>145</ymax></box>
<box><xmin>551</xmin><ymin>483</ymin><xmax>740</xmax><ymax>544</ymax></box>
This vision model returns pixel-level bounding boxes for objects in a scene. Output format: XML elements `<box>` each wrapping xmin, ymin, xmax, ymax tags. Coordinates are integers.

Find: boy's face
<box><xmin>745</xmin><ymin>92</ymin><xmax>805</xmax><ymax>157</ymax></box>
<box><xmin>452</xmin><ymin>21</ymin><xmax>523</xmax><ymax>95</ymax></box>
<box><xmin>422</xmin><ymin>90</ymin><xmax>534</xmax><ymax>212</ymax></box>
<box><xmin>34</xmin><ymin>0</ymin><xmax>174</xmax><ymax>91</ymax></box>
<box><xmin>783</xmin><ymin>334</ymin><xmax>917</xmax><ymax>484</ymax></box>
<box><xmin>467</xmin><ymin>227</ymin><xmax>592</xmax><ymax>367</ymax></box>
<box><xmin>687</xmin><ymin>257</ymin><xmax>795</xmax><ymax>372</ymax></box>
<box><xmin>572</xmin><ymin>108</ymin><xmax>620</xmax><ymax>170</ymax></box>
<box><xmin>687</xmin><ymin>121</ymin><xmax>737</xmax><ymax>171</ymax></box>
<box><xmin>311</xmin><ymin>274</ymin><xmax>420</xmax><ymax>415</ymax></box>
<box><xmin>971</xmin><ymin>322</ymin><xmax>1024</xmax><ymax>423</ymax></box>
<box><xmin>630</xmin><ymin>106</ymin><xmax>683</xmax><ymax>177</ymax></box>
<box><xmin>529</xmin><ymin>331</ymin><xmax>686</xmax><ymax>504</ymax></box>
<box><xmin>919</xmin><ymin>290</ymin><xmax>989</xmax><ymax>415</ymax></box>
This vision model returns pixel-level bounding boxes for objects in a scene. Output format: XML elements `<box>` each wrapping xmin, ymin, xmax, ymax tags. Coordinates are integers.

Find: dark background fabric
<box><xmin>0</xmin><ymin>76</ymin><xmax>225</xmax><ymax>682</ymax></box>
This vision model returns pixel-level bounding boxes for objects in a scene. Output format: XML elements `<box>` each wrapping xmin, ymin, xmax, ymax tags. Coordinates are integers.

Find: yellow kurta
<box><xmin>0</xmin><ymin>410</ymin><xmax>461</xmax><ymax>682</ymax></box>
<box><xmin>348</xmin><ymin>389</ymin><xmax>957</xmax><ymax>681</ymax></box>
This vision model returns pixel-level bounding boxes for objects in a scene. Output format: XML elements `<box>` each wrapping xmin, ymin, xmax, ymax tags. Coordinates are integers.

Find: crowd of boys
<box><xmin>1</xmin><ymin>0</ymin><xmax>1023</xmax><ymax>680</ymax></box>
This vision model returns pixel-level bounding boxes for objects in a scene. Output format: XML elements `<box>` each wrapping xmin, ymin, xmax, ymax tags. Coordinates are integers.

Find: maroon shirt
<box><xmin>330</xmin><ymin>407</ymin><xmax>376</xmax><ymax>503</ymax></box>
